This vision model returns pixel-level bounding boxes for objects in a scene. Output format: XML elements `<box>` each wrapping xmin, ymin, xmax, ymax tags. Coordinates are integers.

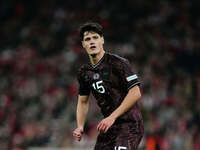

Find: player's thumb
<box><xmin>80</xmin><ymin>128</ymin><xmax>84</xmax><ymax>134</ymax></box>
<box><xmin>79</xmin><ymin>127</ymin><xmax>84</xmax><ymax>134</ymax></box>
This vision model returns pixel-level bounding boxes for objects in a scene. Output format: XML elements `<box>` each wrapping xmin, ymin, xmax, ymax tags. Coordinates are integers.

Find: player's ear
<box><xmin>101</xmin><ymin>36</ymin><xmax>104</xmax><ymax>44</ymax></box>
<box><xmin>82</xmin><ymin>41</ymin><xmax>86</xmax><ymax>48</ymax></box>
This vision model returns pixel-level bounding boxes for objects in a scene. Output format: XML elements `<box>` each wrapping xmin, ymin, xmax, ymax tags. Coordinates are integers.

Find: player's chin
<box><xmin>89</xmin><ymin>51</ymin><xmax>98</xmax><ymax>56</ymax></box>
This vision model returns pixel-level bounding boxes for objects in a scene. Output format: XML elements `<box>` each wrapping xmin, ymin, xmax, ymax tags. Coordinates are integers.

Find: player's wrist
<box><xmin>78</xmin><ymin>125</ymin><xmax>84</xmax><ymax>128</ymax></box>
<box><xmin>109</xmin><ymin>113</ymin><xmax>118</xmax><ymax>120</ymax></box>
<box><xmin>77</xmin><ymin>124</ymin><xmax>84</xmax><ymax>130</ymax></box>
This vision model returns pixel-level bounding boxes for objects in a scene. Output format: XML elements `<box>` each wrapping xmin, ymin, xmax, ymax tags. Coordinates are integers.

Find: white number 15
<box><xmin>115</xmin><ymin>146</ymin><xmax>127</xmax><ymax>150</ymax></box>
<box><xmin>92</xmin><ymin>80</ymin><xmax>105</xmax><ymax>93</ymax></box>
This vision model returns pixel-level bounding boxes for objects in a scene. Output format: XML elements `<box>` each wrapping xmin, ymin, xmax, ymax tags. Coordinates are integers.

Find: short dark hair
<box><xmin>79</xmin><ymin>22</ymin><xmax>103</xmax><ymax>40</ymax></box>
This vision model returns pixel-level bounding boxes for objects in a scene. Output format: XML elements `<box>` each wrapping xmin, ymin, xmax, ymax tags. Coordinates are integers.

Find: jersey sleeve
<box><xmin>77</xmin><ymin>67</ymin><xmax>91</xmax><ymax>95</ymax></box>
<box><xmin>120</xmin><ymin>59</ymin><xmax>140</xmax><ymax>91</ymax></box>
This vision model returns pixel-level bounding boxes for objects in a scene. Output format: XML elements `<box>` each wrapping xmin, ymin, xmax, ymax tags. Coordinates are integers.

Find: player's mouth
<box><xmin>90</xmin><ymin>46</ymin><xmax>96</xmax><ymax>50</ymax></box>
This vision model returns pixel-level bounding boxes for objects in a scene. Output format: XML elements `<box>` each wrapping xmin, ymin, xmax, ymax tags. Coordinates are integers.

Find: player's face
<box><xmin>82</xmin><ymin>31</ymin><xmax>104</xmax><ymax>56</ymax></box>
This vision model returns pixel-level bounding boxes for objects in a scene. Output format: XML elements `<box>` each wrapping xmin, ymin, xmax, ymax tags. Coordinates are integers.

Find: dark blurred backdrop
<box><xmin>0</xmin><ymin>0</ymin><xmax>200</xmax><ymax>150</ymax></box>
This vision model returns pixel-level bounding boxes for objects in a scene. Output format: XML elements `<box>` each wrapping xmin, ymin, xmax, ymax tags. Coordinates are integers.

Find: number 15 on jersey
<box><xmin>92</xmin><ymin>80</ymin><xmax>105</xmax><ymax>93</ymax></box>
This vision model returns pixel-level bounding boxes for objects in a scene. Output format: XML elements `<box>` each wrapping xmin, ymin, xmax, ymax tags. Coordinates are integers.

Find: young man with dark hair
<box><xmin>73</xmin><ymin>22</ymin><xmax>144</xmax><ymax>150</ymax></box>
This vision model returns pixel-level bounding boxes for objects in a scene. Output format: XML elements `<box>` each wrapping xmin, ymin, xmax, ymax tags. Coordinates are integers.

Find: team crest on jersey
<box><xmin>93</xmin><ymin>73</ymin><xmax>100</xmax><ymax>80</ymax></box>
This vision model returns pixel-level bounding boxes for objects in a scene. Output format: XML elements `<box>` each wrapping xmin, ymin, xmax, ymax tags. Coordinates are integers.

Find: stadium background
<box><xmin>0</xmin><ymin>0</ymin><xmax>200</xmax><ymax>150</ymax></box>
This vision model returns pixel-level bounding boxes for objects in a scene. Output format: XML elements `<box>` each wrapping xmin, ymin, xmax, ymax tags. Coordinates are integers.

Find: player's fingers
<box><xmin>74</xmin><ymin>133</ymin><xmax>82</xmax><ymax>141</ymax></box>
<box><xmin>99</xmin><ymin>124</ymin><xmax>107</xmax><ymax>132</ymax></box>
<box><xmin>104</xmin><ymin>125</ymin><xmax>109</xmax><ymax>133</ymax></box>
<box><xmin>73</xmin><ymin>131</ymin><xmax>77</xmax><ymax>135</ymax></box>
<box><xmin>104</xmin><ymin>124</ymin><xmax>110</xmax><ymax>133</ymax></box>
<box><xmin>97</xmin><ymin>125</ymin><xmax>101</xmax><ymax>131</ymax></box>
<box><xmin>98</xmin><ymin>123</ymin><xmax>105</xmax><ymax>131</ymax></box>
<box><xmin>74</xmin><ymin>134</ymin><xmax>81</xmax><ymax>138</ymax></box>
<box><xmin>102</xmin><ymin>124</ymin><xmax>108</xmax><ymax>133</ymax></box>
<box><xmin>77</xmin><ymin>136</ymin><xmax>81</xmax><ymax>140</ymax></box>
<box><xmin>97</xmin><ymin>125</ymin><xmax>102</xmax><ymax>131</ymax></box>
<box><xmin>73</xmin><ymin>131</ymin><xmax>81</xmax><ymax>138</ymax></box>
<box><xmin>75</xmin><ymin>136</ymin><xmax>81</xmax><ymax>141</ymax></box>
<box><xmin>97</xmin><ymin>123</ymin><xmax>102</xmax><ymax>131</ymax></box>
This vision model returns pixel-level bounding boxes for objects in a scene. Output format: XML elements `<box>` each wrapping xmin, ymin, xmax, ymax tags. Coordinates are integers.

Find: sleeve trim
<box><xmin>79</xmin><ymin>94</ymin><xmax>90</xmax><ymax>96</ymax></box>
<box><xmin>127</xmin><ymin>82</ymin><xmax>140</xmax><ymax>90</ymax></box>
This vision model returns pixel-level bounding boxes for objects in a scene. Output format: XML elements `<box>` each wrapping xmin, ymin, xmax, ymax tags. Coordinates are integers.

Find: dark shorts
<box><xmin>94</xmin><ymin>121</ymin><xmax>144</xmax><ymax>150</ymax></box>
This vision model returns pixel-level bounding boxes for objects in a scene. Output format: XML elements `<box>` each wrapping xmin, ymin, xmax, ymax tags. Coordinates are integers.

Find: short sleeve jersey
<box><xmin>77</xmin><ymin>52</ymin><xmax>143</xmax><ymax>123</ymax></box>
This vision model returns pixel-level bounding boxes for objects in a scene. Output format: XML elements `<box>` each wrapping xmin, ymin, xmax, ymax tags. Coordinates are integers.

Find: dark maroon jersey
<box><xmin>77</xmin><ymin>52</ymin><xmax>143</xmax><ymax>124</ymax></box>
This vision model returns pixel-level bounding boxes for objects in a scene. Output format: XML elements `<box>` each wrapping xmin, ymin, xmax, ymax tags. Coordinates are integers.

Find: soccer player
<box><xmin>73</xmin><ymin>22</ymin><xmax>144</xmax><ymax>150</ymax></box>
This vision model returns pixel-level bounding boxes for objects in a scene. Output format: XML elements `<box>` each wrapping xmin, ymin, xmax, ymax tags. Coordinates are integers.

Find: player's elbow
<box><xmin>129</xmin><ymin>85</ymin><xmax>141</xmax><ymax>100</ymax></box>
<box><xmin>137</xmin><ymin>91</ymin><xmax>142</xmax><ymax>100</ymax></box>
<box><xmin>134</xmin><ymin>89</ymin><xmax>141</xmax><ymax>100</ymax></box>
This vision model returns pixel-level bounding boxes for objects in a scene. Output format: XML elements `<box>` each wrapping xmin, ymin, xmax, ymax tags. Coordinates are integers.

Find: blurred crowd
<box><xmin>0</xmin><ymin>0</ymin><xmax>200</xmax><ymax>150</ymax></box>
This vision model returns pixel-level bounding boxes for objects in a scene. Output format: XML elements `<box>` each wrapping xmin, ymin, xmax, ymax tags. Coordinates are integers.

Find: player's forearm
<box><xmin>109</xmin><ymin>86</ymin><xmax>141</xmax><ymax>120</ymax></box>
<box><xmin>77</xmin><ymin>96</ymin><xmax>89</xmax><ymax>128</ymax></box>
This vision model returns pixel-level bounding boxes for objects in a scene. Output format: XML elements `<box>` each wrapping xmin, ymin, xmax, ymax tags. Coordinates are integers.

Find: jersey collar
<box><xmin>90</xmin><ymin>53</ymin><xmax>106</xmax><ymax>68</ymax></box>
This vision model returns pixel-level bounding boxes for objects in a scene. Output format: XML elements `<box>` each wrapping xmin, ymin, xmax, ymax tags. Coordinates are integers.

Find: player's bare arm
<box><xmin>73</xmin><ymin>95</ymin><xmax>89</xmax><ymax>141</ymax></box>
<box><xmin>97</xmin><ymin>85</ymin><xmax>141</xmax><ymax>133</ymax></box>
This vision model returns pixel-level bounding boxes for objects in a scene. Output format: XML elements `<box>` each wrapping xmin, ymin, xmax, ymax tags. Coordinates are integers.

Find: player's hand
<box><xmin>73</xmin><ymin>127</ymin><xmax>84</xmax><ymax>141</ymax></box>
<box><xmin>97</xmin><ymin>116</ymin><xmax>116</xmax><ymax>133</ymax></box>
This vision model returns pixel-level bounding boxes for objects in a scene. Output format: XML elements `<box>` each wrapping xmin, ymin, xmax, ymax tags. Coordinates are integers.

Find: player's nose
<box><xmin>90</xmin><ymin>42</ymin><xmax>95</xmax><ymax>45</ymax></box>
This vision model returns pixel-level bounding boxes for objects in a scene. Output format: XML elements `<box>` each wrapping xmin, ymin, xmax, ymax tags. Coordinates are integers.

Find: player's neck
<box><xmin>89</xmin><ymin>50</ymin><xmax>105</xmax><ymax>65</ymax></box>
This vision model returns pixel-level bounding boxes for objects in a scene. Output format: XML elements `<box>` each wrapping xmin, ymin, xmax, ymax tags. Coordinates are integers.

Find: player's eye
<box><xmin>93</xmin><ymin>36</ymin><xmax>98</xmax><ymax>39</ymax></box>
<box><xmin>84</xmin><ymin>37</ymin><xmax>90</xmax><ymax>41</ymax></box>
